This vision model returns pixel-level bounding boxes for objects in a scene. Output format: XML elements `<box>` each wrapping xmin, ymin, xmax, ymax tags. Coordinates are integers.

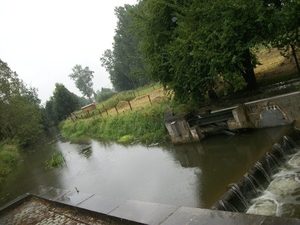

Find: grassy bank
<box><xmin>0</xmin><ymin>142</ymin><xmax>20</xmax><ymax>186</ymax></box>
<box><xmin>60</xmin><ymin>103</ymin><xmax>170</xmax><ymax>145</ymax></box>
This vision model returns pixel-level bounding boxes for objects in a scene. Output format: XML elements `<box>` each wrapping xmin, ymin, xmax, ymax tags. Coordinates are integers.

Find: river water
<box><xmin>0</xmin><ymin>127</ymin><xmax>292</xmax><ymax>211</ymax></box>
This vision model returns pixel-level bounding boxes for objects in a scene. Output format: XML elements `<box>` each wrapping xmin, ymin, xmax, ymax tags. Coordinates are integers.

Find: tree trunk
<box><xmin>291</xmin><ymin>44</ymin><xmax>300</xmax><ymax>76</ymax></box>
<box><xmin>241</xmin><ymin>48</ymin><xmax>257</xmax><ymax>90</ymax></box>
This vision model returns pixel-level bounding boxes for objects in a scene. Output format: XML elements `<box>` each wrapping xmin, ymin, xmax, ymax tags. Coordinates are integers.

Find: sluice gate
<box><xmin>164</xmin><ymin>92</ymin><xmax>300</xmax><ymax>144</ymax></box>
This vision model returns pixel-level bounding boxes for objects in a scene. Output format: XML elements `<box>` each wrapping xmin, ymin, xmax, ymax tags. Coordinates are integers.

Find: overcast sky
<box><xmin>0</xmin><ymin>0</ymin><xmax>137</xmax><ymax>104</ymax></box>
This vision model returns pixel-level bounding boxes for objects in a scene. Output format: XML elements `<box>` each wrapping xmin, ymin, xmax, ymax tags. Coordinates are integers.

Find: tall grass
<box><xmin>60</xmin><ymin>102</ymin><xmax>170</xmax><ymax>145</ymax></box>
<box><xmin>0</xmin><ymin>142</ymin><xmax>20</xmax><ymax>185</ymax></box>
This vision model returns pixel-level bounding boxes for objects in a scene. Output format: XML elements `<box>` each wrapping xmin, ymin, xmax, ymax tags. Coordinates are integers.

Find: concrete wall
<box><xmin>165</xmin><ymin>92</ymin><xmax>300</xmax><ymax>144</ymax></box>
<box><xmin>245</xmin><ymin>92</ymin><xmax>300</xmax><ymax>128</ymax></box>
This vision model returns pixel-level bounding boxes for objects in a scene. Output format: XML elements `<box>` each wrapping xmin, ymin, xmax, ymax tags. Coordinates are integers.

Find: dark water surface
<box><xmin>0</xmin><ymin>127</ymin><xmax>289</xmax><ymax>209</ymax></box>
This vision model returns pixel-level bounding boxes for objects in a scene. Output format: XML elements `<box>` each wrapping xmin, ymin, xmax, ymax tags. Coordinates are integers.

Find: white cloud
<box><xmin>0</xmin><ymin>0</ymin><xmax>137</xmax><ymax>104</ymax></box>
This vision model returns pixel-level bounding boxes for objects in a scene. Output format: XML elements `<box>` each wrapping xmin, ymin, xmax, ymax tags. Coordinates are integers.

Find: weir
<box><xmin>212</xmin><ymin>126</ymin><xmax>300</xmax><ymax>213</ymax></box>
<box><xmin>164</xmin><ymin>92</ymin><xmax>300</xmax><ymax>144</ymax></box>
<box><xmin>165</xmin><ymin>91</ymin><xmax>300</xmax><ymax>217</ymax></box>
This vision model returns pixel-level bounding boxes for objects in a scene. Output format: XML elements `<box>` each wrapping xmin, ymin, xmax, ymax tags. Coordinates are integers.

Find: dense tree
<box><xmin>0</xmin><ymin>59</ymin><xmax>43</xmax><ymax>146</ymax></box>
<box><xmin>45</xmin><ymin>97</ymin><xmax>57</xmax><ymax>126</ymax></box>
<box><xmin>133</xmin><ymin>0</ymin><xmax>177</xmax><ymax>86</ymax></box>
<box><xmin>96</xmin><ymin>88</ymin><xmax>116</xmax><ymax>102</ymax></box>
<box><xmin>101</xmin><ymin>4</ymin><xmax>149</xmax><ymax>91</ymax></box>
<box><xmin>134</xmin><ymin>0</ymin><xmax>274</xmax><ymax>103</ymax></box>
<box><xmin>270</xmin><ymin>0</ymin><xmax>300</xmax><ymax>74</ymax></box>
<box><xmin>69</xmin><ymin>65</ymin><xmax>95</xmax><ymax>101</ymax></box>
<box><xmin>101</xmin><ymin>49</ymin><xmax>134</xmax><ymax>91</ymax></box>
<box><xmin>52</xmin><ymin>83</ymin><xmax>79</xmax><ymax>122</ymax></box>
<box><xmin>5</xmin><ymin>95</ymin><xmax>42</xmax><ymax>146</ymax></box>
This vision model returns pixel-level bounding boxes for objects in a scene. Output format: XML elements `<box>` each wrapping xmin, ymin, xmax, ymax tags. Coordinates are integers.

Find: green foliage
<box><xmin>0</xmin><ymin>142</ymin><xmax>20</xmax><ymax>185</ymax></box>
<box><xmin>52</xmin><ymin>83</ymin><xmax>80</xmax><ymax>122</ymax></box>
<box><xmin>101</xmin><ymin>0</ymin><xmax>281</xmax><ymax>103</ymax></box>
<box><xmin>60</xmin><ymin>103</ymin><xmax>169</xmax><ymax>145</ymax></box>
<box><xmin>133</xmin><ymin>0</ymin><xmax>289</xmax><ymax>104</ymax></box>
<box><xmin>97</xmin><ymin>90</ymin><xmax>135</xmax><ymax>111</ymax></box>
<box><xmin>100</xmin><ymin>4</ymin><xmax>150</xmax><ymax>92</ymax></box>
<box><xmin>270</xmin><ymin>0</ymin><xmax>300</xmax><ymax>50</ymax></box>
<box><xmin>96</xmin><ymin>90</ymin><xmax>116</xmax><ymax>103</ymax></box>
<box><xmin>7</xmin><ymin>95</ymin><xmax>43</xmax><ymax>146</ymax></box>
<box><xmin>269</xmin><ymin>0</ymin><xmax>300</xmax><ymax>73</ymax></box>
<box><xmin>0</xmin><ymin>59</ymin><xmax>43</xmax><ymax>146</ymax></box>
<box><xmin>44</xmin><ymin>98</ymin><xmax>58</xmax><ymax>126</ymax></box>
<box><xmin>69</xmin><ymin>65</ymin><xmax>95</xmax><ymax>101</ymax></box>
<box><xmin>45</xmin><ymin>148</ymin><xmax>65</xmax><ymax>169</ymax></box>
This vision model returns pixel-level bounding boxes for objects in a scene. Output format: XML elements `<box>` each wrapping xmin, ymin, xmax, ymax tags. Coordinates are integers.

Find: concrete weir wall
<box><xmin>212</xmin><ymin>127</ymin><xmax>300</xmax><ymax>212</ymax></box>
<box><xmin>1</xmin><ymin>186</ymin><xmax>300</xmax><ymax>225</ymax></box>
<box><xmin>164</xmin><ymin>92</ymin><xmax>300</xmax><ymax>144</ymax></box>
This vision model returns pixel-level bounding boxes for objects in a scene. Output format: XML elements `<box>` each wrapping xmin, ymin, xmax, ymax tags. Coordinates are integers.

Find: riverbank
<box><xmin>60</xmin><ymin>103</ymin><xmax>170</xmax><ymax>145</ymax></box>
<box><xmin>0</xmin><ymin>142</ymin><xmax>20</xmax><ymax>186</ymax></box>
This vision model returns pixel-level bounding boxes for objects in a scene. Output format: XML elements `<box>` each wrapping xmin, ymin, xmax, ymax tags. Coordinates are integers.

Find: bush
<box><xmin>0</xmin><ymin>143</ymin><xmax>20</xmax><ymax>185</ymax></box>
<box><xmin>96</xmin><ymin>92</ymin><xmax>117</xmax><ymax>103</ymax></box>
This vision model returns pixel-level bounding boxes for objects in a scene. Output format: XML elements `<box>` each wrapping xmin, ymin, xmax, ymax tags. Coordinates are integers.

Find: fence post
<box><xmin>127</xmin><ymin>100</ymin><xmax>133</xmax><ymax>111</ymax></box>
<box><xmin>102</xmin><ymin>104</ymin><xmax>109</xmax><ymax>115</ymax></box>
<box><xmin>148</xmin><ymin>95</ymin><xmax>152</xmax><ymax>105</ymax></box>
<box><xmin>114</xmin><ymin>106</ymin><xmax>119</xmax><ymax>114</ymax></box>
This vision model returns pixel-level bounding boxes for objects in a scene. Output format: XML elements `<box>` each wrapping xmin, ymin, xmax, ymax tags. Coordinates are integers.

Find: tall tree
<box><xmin>0</xmin><ymin>59</ymin><xmax>43</xmax><ymax>146</ymax></box>
<box><xmin>135</xmin><ymin>0</ymin><xmax>271</xmax><ymax>104</ymax></box>
<box><xmin>101</xmin><ymin>4</ymin><xmax>149</xmax><ymax>91</ymax></box>
<box><xmin>270</xmin><ymin>0</ymin><xmax>300</xmax><ymax>74</ymax></box>
<box><xmin>69</xmin><ymin>65</ymin><xmax>95</xmax><ymax>101</ymax></box>
<box><xmin>45</xmin><ymin>97</ymin><xmax>58</xmax><ymax>126</ymax></box>
<box><xmin>52</xmin><ymin>83</ymin><xmax>79</xmax><ymax>122</ymax></box>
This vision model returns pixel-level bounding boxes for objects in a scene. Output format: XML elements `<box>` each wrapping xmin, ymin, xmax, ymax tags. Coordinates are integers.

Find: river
<box><xmin>0</xmin><ymin>127</ymin><xmax>290</xmax><ymax>210</ymax></box>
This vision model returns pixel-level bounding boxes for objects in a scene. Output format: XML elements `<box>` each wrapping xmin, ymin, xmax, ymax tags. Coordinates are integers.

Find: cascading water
<box><xmin>247</xmin><ymin>149</ymin><xmax>300</xmax><ymax>217</ymax></box>
<box><xmin>212</xmin><ymin>128</ymin><xmax>300</xmax><ymax>218</ymax></box>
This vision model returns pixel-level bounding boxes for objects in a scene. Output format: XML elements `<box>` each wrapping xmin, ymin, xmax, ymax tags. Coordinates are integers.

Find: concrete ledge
<box><xmin>1</xmin><ymin>186</ymin><xmax>300</xmax><ymax>225</ymax></box>
<box><xmin>0</xmin><ymin>193</ymin><xmax>31</xmax><ymax>216</ymax></box>
<box><xmin>162</xmin><ymin>207</ymin><xmax>300</xmax><ymax>225</ymax></box>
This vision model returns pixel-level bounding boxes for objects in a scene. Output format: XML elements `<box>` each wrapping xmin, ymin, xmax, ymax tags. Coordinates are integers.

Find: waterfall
<box><xmin>212</xmin><ymin>128</ymin><xmax>300</xmax><ymax>214</ymax></box>
<box><xmin>230</xmin><ymin>184</ymin><xmax>249</xmax><ymax>209</ymax></box>
<box><xmin>253</xmin><ymin>162</ymin><xmax>271</xmax><ymax>183</ymax></box>
<box><xmin>213</xmin><ymin>200</ymin><xmax>238</xmax><ymax>212</ymax></box>
<box><xmin>244</xmin><ymin>173</ymin><xmax>261</xmax><ymax>195</ymax></box>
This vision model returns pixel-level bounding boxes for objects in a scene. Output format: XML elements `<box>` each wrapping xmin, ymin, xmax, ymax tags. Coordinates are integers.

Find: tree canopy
<box><xmin>50</xmin><ymin>83</ymin><xmax>80</xmax><ymax>123</ymax></box>
<box><xmin>100</xmin><ymin>0</ymin><xmax>300</xmax><ymax>104</ymax></box>
<box><xmin>0</xmin><ymin>59</ymin><xmax>43</xmax><ymax>146</ymax></box>
<box><xmin>100</xmin><ymin>4</ymin><xmax>149</xmax><ymax>91</ymax></box>
<box><xmin>69</xmin><ymin>65</ymin><xmax>95</xmax><ymax>101</ymax></box>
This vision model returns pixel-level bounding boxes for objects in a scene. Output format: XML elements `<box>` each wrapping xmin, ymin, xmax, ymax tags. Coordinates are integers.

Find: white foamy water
<box><xmin>247</xmin><ymin>150</ymin><xmax>300</xmax><ymax>218</ymax></box>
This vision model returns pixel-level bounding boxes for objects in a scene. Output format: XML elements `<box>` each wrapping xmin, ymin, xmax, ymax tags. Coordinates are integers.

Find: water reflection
<box><xmin>56</xmin><ymin>141</ymin><xmax>201</xmax><ymax>207</ymax></box>
<box><xmin>0</xmin><ymin>127</ymin><xmax>290</xmax><ymax>210</ymax></box>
